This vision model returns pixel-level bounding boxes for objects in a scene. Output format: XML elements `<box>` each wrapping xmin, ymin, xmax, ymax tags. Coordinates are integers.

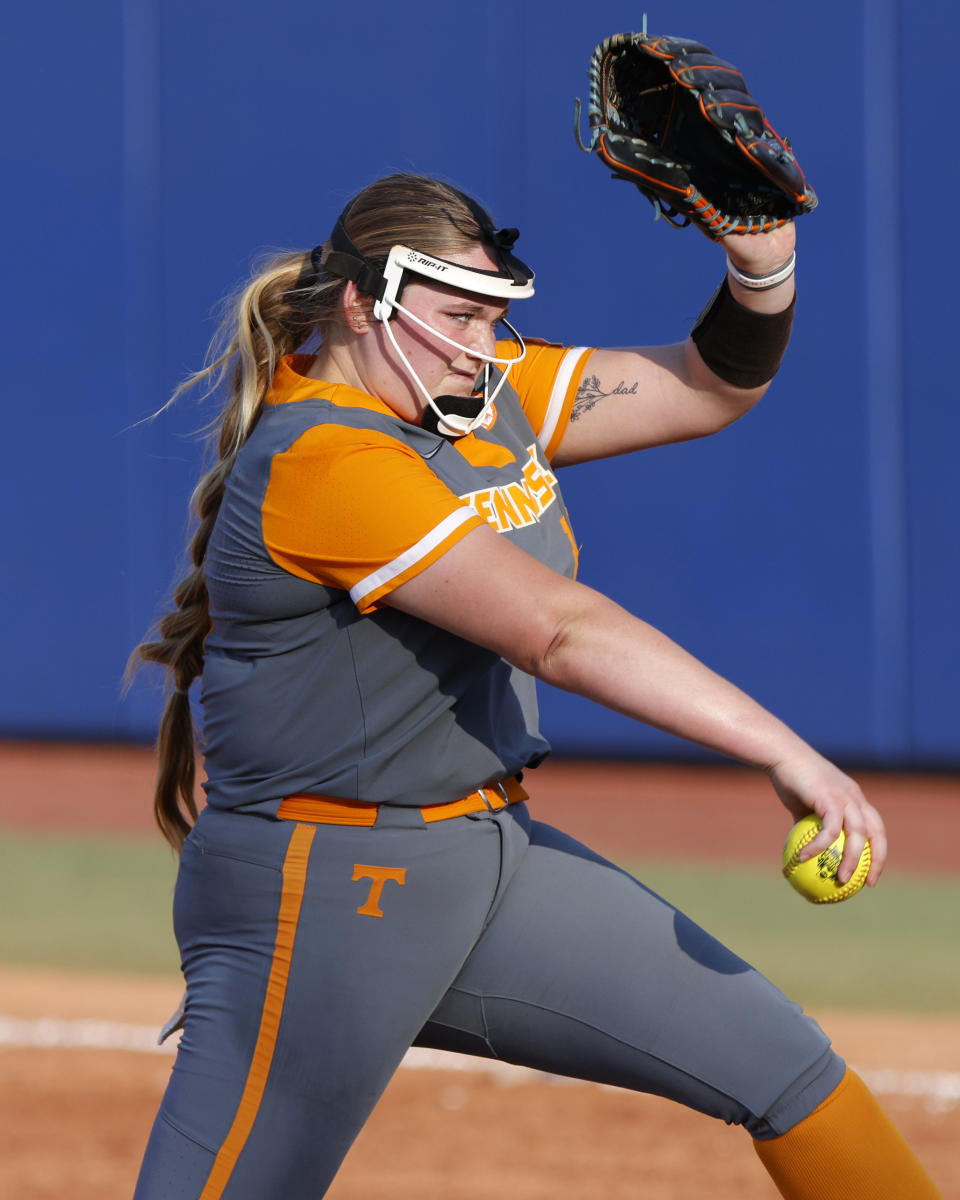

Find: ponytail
<box><xmin>128</xmin><ymin>249</ymin><xmax>337</xmax><ymax>849</ymax></box>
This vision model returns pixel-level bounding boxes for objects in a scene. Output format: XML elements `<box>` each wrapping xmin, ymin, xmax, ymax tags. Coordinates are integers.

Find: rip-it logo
<box><xmin>405</xmin><ymin>250</ymin><xmax>447</xmax><ymax>272</ymax></box>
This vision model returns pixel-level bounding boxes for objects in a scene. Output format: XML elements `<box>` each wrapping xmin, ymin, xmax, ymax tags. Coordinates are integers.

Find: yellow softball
<box><xmin>782</xmin><ymin>814</ymin><xmax>871</xmax><ymax>904</ymax></box>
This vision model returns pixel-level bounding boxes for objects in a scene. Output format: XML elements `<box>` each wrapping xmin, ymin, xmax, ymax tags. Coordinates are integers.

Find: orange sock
<box><xmin>753</xmin><ymin>1068</ymin><xmax>943</xmax><ymax>1199</ymax></box>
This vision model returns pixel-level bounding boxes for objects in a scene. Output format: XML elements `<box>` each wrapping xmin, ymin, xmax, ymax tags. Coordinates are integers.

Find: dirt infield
<box><xmin>1</xmin><ymin>743</ymin><xmax>958</xmax><ymax>1198</ymax></box>
<box><xmin>1</xmin><ymin>966</ymin><xmax>957</xmax><ymax>1199</ymax></box>
<box><xmin>1</xmin><ymin>965</ymin><xmax>958</xmax><ymax>1199</ymax></box>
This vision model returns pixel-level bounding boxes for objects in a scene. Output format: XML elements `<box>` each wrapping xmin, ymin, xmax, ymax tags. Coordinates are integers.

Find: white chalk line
<box><xmin>1</xmin><ymin>1016</ymin><xmax>958</xmax><ymax>1112</ymax></box>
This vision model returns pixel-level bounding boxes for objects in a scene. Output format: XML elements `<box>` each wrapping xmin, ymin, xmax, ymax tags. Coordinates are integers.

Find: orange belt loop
<box><xmin>278</xmin><ymin>777</ymin><xmax>528</xmax><ymax>827</ymax></box>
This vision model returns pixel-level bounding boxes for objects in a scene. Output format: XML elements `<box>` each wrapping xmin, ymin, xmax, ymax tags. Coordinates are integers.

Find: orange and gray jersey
<box><xmin>200</xmin><ymin>342</ymin><xmax>593</xmax><ymax>813</ymax></box>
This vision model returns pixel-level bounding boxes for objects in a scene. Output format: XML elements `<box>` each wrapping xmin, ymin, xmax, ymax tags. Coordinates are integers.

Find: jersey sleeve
<box><xmin>261</xmin><ymin>424</ymin><xmax>484</xmax><ymax>613</ymax></box>
<box><xmin>497</xmin><ymin>337</ymin><xmax>595</xmax><ymax>462</ymax></box>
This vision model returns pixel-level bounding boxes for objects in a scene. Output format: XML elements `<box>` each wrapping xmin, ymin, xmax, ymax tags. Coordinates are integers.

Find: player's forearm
<box><xmin>681</xmin><ymin>335</ymin><xmax>772</xmax><ymax>411</ymax></box>
<box><xmin>531</xmin><ymin>590</ymin><xmax>810</xmax><ymax>771</ymax></box>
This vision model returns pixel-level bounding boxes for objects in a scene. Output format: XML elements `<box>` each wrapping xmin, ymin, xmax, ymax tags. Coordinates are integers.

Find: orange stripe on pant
<box><xmin>199</xmin><ymin>822</ymin><xmax>316</xmax><ymax>1200</ymax></box>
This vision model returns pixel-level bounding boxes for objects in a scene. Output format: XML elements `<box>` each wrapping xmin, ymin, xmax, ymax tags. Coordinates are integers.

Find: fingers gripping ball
<box><xmin>782</xmin><ymin>815</ymin><xmax>871</xmax><ymax>904</ymax></box>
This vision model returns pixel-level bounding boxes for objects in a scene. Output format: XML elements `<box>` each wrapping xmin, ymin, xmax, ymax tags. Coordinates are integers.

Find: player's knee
<box><xmin>745</xmin><ymin>1047</ymin><xmax>847</xmax><ymax>1141</ymax></box>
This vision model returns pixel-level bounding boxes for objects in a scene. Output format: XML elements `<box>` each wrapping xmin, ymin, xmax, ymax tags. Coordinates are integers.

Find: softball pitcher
<box><xmin>130</xmin><ymin>172</ymin><xmax>942</xmax><ymax>1199</ymax></box>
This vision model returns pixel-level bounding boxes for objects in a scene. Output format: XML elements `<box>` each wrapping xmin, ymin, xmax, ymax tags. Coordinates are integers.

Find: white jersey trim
<box><xmin>537</xmin><ymin>346</ymin><xmax>591</xmax><ymax>454</ymax></box>
<box><xmin>349</xmin><ymin>508</ymin><xmax>477</xmax><ymax>607</ymax></box>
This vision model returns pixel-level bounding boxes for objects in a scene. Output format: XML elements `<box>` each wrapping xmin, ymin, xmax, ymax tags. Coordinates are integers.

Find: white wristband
<box><xmin>726</xmin><ymin>251</ymin><xmax>797</xmax><ymax>291</ymax></box>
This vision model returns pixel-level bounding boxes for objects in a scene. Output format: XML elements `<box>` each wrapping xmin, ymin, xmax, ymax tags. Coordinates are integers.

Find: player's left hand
<box><xmin>767</xmin><ymin>752</ymin><xmax>888</xmax><ymax>887</ymax></box>
<box><xmin>723</xmin><ymin>221</ymin><xmax>797</xmax><ymax>279</ymax></box>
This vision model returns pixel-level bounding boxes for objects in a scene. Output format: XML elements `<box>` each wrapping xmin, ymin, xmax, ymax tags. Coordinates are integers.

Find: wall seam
<box><xmin>863</xmin><ymin>0</ymin><xmax>911</xmax><ymax>760</ymax></box>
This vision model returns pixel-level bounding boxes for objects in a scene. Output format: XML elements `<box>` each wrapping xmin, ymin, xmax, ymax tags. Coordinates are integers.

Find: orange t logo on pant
<box><xmin>352</xmin><ymin>864</ymin><xmax>407</xmax><ymax>917</ymax></box>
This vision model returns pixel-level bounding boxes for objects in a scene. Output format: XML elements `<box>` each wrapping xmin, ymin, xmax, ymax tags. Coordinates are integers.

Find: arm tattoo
<box><xmin>570</xmin><ymin>375</ymin><xmax>639</xmax><ymax>422</ymax></box>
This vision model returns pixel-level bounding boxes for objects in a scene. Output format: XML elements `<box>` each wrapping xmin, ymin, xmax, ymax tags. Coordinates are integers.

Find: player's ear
<box><xmin>341</xmin><ymin>281</ymin><xmax>374</xmax><ymax>334</ymax></box>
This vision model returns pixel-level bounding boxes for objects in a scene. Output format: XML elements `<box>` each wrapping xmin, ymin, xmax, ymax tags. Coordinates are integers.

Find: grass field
<box><xmin>0</xmin><ymin>831</ymin><xmax>180</xmax><ymax>974</ymax></box>
<box><xmin>2</xmin><ymin>828</ymin><xmax>957</xmax><ymax>1013</ymax></box>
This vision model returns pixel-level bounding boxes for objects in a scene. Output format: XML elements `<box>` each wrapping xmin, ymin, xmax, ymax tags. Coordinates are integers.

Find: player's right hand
<box><xmin>767</xmin><ymin>754</ymin><xmax>887</xmax><ymax>887</ymax></box>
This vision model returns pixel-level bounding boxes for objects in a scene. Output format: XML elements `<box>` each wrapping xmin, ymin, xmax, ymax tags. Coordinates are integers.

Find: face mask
<box><xmin>316</xmin><ymin>195</ymin><xmax>536</xmax><ymax>438</ymax></box>
<box><xmin>373</xmin><ymin>245</ymin><xmax>531</xmax><ymax>437</ymax></box>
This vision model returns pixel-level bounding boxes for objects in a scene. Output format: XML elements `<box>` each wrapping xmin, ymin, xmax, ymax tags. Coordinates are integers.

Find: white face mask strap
<box><xmin>380</xmin><ymin>316</ymin><xmax>437</xmax><ymax>411</ymax></box>
<box><xmin>379</xmin><ymin>310</ymin><xmax>526</xmax><ymax>437</ymax></box>
<box><xmin>447</xmin><ymin>317</ymin><xmax>526</xmax><ymax>435</ymax></box>
<box><xmin>476</xmin><ymin>316</ymin><xmax>525</xmax><ymax>408</ymax></box>
<box><xmin>380</xmin><ymin>295</ymin><xmax>527</xmax><ymax>366</ymax></box>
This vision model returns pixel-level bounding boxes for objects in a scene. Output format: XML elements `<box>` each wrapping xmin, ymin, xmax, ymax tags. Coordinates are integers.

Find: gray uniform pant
<box><xmin>133</xmin><ymin>800</ymin><xmax>843</xmax><ymax>1199</ymax></box>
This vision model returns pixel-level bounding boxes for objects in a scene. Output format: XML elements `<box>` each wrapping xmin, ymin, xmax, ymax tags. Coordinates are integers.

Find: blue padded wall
<box><xmin>2</xmin><ymin>0</ymin><xmax>956</xmax><ymax>766</ymax></box>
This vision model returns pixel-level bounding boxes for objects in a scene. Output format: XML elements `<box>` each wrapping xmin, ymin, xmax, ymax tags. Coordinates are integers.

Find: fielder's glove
<box><xmin>576</xmin><ymin>32</ymin><xmax>817</xmax><ymax>238</ymax></box>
